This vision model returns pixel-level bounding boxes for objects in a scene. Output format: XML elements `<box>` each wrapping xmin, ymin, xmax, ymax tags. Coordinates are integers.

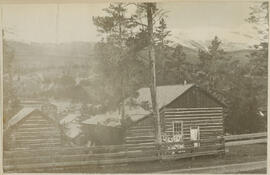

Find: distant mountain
<box><xmin>6</xmin><ymin>40</ymin><xmax>96</xmax><ymax>68</ymax></box>
<box><xmin>178</xmin><ymin>39</ymin><xmax>254</xmax><ymax>52</ymax></box>
<box><xmin>6</xmin><ymin>40</ymin><xmax>254</xmax><ymax>69</ymax></box>
<box><xmin>224</xmin><ymin>49</ymin><xmax>254</xmax><ymax>64</ymax></box>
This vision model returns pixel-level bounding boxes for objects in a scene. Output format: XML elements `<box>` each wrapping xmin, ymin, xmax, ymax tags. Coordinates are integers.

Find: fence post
<box><xmin>157</xmin><ymin>143</ymin><xmax>162</xmax><ymax>161</ymax></box>
<box><xmin>219</xmin><ymin>136</ymin><xmax>225</xmax><ymax>158</ymax></box>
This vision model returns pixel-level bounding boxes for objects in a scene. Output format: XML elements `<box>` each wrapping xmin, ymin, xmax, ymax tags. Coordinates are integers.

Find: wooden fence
<box><xmin>4</xmin><ymin>132</ymin><xmax>267</xmax><ymax>172</ymax></box>
<box><xmin>3</xmin><ymin>138</ymin><xmax>224</xmax><ymax>173</ymax></box>
<box><xmin>225</xmin><ymin>132</ymin><xmax>267</xmax><ymax>146</ymax></box>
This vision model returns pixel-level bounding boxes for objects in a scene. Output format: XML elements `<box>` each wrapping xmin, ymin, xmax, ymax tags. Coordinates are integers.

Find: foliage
<box><xmin>246</xmin><ymin>2</ymin><xmax>268</xmax><ymax>78</ymax></box>
<box><xmin>246</xmin><ymin>2</ymin><xmax>268</xmax><ymax>42</ymax></box>
<box><xmin>3</xmin><ymin>39</ymin><xmax>21</xmax><ymax>126</ymax></box>
<box><xmin>193</xmin><ymin>36</ymin><xmax>266</xmax><ymax>134</ymax></box>
<box><xmin>195</xmin><ymin>36</ymin><xmax>228</xmax><ymax>91</ymax></box>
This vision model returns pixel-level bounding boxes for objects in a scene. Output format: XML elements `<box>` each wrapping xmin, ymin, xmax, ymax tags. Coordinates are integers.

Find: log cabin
<box><xmin>4</xmin><ymin>107</ymin><xmax>65</xmax><ymax>150</ymax></box>
<box><xmin>124</xmin><ymin>84</ymin><xmax>226</xmax><ymax>153</ymax></box>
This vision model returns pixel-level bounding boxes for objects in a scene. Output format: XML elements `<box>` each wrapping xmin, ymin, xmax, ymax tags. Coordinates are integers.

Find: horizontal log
<box><xmin>19</xmin><ymin>124</ymin><xmax>53</xmax><ymax>129</ymax></box>
<box><xmin>23</xmin><ymin>120</ymin><xmax>50</xmax><ymax>124</ymax></box>
<box><xmin>12</xmin><ymin>135</ymin><xmax>59</xmax><ymax>141</ymax></box>
<box><xmin>129</xmin><ymin>125</ymin><xmax>153</xmax><ymax>130</ymax></box>
<box><xmin>161</xmin><ymin>144</ymin><xmax>223</xmax><ymax>153</ymax></box>
<box><xmin>224</xmin><ymin>132</ymin><xmax>267</xmax><ymax>141</ymax></box>
<box><xmin>12</xmin><ymin>138</ymin><xmax>61</xmax><ymax>145</ymax></box>
<box><xmin>21</xmin><ymin>122</ymin><xmax>51</xmax><ymax>126</ymax></box>
<box><xmin>26</xmin><ymin>117</ymin><xmax>45</xmax><ymax>120</ymax></box>
<box><xmin>5</xmin><ymin>144</ymin><xmax>145</xmax><ymax>156</ymax></box>
<box><xmin>164</xmin><ymin>107</ymin><xmax>223</xmax><ymax>111</ymax></box>
<box><xmin>26</xmin><ymin>116</ymin><xmax>47</xmax><ymax>119</ymax></box>
<box><xmin>127</xmin><ymin>127</ymin><xmax>155</xmax><ymax>131</ymax></box>
<box><xmin>4</xmin><ymin>155</ymin><xmax>159</xmax><ymax>171</ymax></box>
<box><xmin>125</xmin><ymin>139</ymin><xmax>155</xmax><ymax>144</ymax></box>
<box><xmin>126</xmin><ymin>146</ymin><xmax>156</xmax><ymax>152</ymax></box>
<box><xmin>161</xmin><ymin>150</ymin><xmax>224</xmax><ymax>160</ymax></box>
<box><xmin>125</xmin><ymin>133</ymin><xmax>155</xmax><ymax>138</ymax></box>
<box><xmin>23</xmin><ymin>120</ymin><xmax>50</xmax><ymax>123</ymax></box>
<box><xmin>165</xmin><ymin>122</ymin><xmax>222</xmax><ymax>129</ymax></box>
<box><xmin>164</xmin><ymin>110</ymin><xmax>222</xmax><ymax>115</ymax></box>
<box><xmin>165</xmin><ymin>118</ymin><xmax>223</xmax><ymax>122</ymax></box>
<box><xmin>164</xmin><ymin>116</ymin><xmax>222</xmax><ymax>121</ymax></box>
<box><xmin>165</xmin><ymin>113</ymin><xmax>222</xmax><ymax>117</ymax></box>
<box><xmin>126</xmin><ymin>132</ymin><xmax>155</xmax><ymax>136</ymax></box>
<box><xmin>4</xmin><ymin>149</ymin><xmax>159</xmax><ymax>166</ymax></box>
<box><xmin>16</xmin><ymin>127</ymin><xmax>59</xmax><ymax>132</ymax></box>
<box><xmin>4</xmin><ymin>148</ymin><xmax>93</xmax><ymax>158</ymax></box>
<box><xmin>166</xmin><ymin>125</ymin><xmax>223</xmax><ymax>132</ymax></box>
<box><xmin>14</xmin><ymin>131</ymin><xmax>61</xmax><ymax>135</ymax></box>
<box><xmin>11</xmin><ymin>143</ymin><xmax>62</xmax><ymax>149</ymax></box>
<box><xmin>161</xmin><ymin>138</ymin><xmax>222</xmax><ymax>146</ymax></box>
<box><xmin>164</xmin><ymin>129</ymin><xmax>223</xmax><ymax>135</ymax></box>
<box><xmin>226</xmin><ymin>138</ymin><xmax>267</xmax><ymax>146</ymax></box>
<box><xmin>164</xmin><ymin>122</ymin><xmax>222</xmax><ymax>127</ymax></box>
<box><xmin>125</xmin><ymin>136</ymin><xmax>156</xmax><ymax>140</ymax></box>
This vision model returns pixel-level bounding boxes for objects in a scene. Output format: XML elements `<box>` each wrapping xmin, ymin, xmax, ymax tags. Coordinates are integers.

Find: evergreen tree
<box><xmin>196</xmin><ymin>36</ymin><xmax>227</xmax><ymax>91</ymax></box>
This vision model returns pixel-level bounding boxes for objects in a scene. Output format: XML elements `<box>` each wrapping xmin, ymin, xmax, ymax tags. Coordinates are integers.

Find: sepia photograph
<box><xmin>1</xmin><ymin>0</ymin><xmax>268</xmax><ymax>173</ymax></box>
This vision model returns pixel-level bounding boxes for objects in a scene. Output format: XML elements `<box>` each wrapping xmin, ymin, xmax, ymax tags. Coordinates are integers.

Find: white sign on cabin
<box><xmin>190</xmin><ymin>126</ymin><xmax>200</xmax><ymax>147</ymax></box>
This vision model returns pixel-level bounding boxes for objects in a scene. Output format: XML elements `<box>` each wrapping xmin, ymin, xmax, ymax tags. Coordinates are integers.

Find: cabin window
<box><xmin>173</xmin><ymin>121</ymin><xmax>183</xmax><ymax>135</ymax></box>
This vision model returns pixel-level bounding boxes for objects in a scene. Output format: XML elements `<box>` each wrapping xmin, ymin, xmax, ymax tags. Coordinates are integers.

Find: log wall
<box><xmin>162</xmin><ymin>107</ymin><xmax>224</xmax><ymax>147</ymax></box>
<box><xmin>125</xmin><ymin>116</ymin><xmax>156</xmax><ymax>147</ymax></box>
<box><xmin>6</xmin><ymin>112</ymin><xmax>63</xmax><ymax>150</ymax></box>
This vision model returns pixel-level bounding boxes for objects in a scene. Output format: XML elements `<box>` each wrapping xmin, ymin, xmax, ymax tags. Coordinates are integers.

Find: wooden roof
<box><xmin>135</xmin><ymin>84</ymin><xmax>195</xmax><ymax>109</ymax></box>
<box><xmin>7</xmin><ymin>107</ymin><xmax>37</xmax><ymax>129</ymax></box>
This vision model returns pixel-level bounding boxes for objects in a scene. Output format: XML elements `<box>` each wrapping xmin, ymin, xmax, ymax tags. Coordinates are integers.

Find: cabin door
<box><xmin>190</xmin><ymin>126</ymin><xmax>200</xmax><ymax>147</ymax></box>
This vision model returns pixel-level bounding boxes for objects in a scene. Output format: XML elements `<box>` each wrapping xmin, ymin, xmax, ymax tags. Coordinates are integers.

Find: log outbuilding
<box><xmin>4</xmin><ymin>108</ymin><xmax>64</xmax><ymax>150</ymax></box>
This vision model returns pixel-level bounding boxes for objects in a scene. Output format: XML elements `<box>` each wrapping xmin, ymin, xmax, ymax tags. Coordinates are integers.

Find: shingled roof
<box><xmin>135</xmin><ymin>84</ymin><xmax>194</xmax><ymax>109</ymax></box>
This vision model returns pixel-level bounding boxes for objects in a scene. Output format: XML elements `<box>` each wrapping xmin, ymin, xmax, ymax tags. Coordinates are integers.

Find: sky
<box><xmin>0</xmin><ymin>2</ymin><xmax>267</xmax><ymax>50</ymax></box>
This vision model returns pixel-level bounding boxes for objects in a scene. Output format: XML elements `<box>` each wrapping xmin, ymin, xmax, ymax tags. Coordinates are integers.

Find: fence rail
<box><xmin>4</xmin><ymin>132</ymin><xmax>267</xmax><ymax>172</ymax></box>
<box><xmin>4</xmin><ymin>138</ymin><xmax>224</xmax><ymax>172</ymax></box>
<box><xmin>224</xmin><ymin>132</ymin><xmax>267</xmax><ymax>146</ymax></box>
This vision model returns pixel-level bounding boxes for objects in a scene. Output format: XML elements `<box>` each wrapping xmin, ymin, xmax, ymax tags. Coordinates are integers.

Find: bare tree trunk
<box><xmin>146</xmin><ymin>3</ymin><xmax>162</xmax><ymax>145</ymax></box>
<box><xmin>121</xmin><ymin>72</ymin><xmax>125</xmax><ymax>122</ymax></box>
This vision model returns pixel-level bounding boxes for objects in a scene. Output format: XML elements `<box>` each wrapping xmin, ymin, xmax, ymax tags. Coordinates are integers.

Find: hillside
<box><xmin>6</xmin><ymin>40</ymin><xmax>96</xmax><ymax>68</ymax></box>
<box><xmin>6</xmin><ymin>40</ymin><xmax>254</xmax><ymax>68</ymax></box>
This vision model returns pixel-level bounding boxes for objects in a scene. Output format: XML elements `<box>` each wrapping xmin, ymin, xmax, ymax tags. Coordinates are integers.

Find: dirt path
<box><xmin>156</xmin><ymin>161</ymin><xmax>267</xmax><ymax>174</ymax></box>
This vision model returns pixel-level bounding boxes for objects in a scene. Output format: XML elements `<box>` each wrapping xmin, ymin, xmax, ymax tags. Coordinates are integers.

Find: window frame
<box><xmin>172</xmin><ymin>121</ymin><xmax>183</xmax><ymax>136</ymax></box>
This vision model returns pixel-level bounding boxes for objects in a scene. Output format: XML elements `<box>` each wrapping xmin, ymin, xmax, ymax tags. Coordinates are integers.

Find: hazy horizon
<box><xmin>1</xmin><ymin>2</ymin><xmax>268</xmax><ymax>50</ymax></box>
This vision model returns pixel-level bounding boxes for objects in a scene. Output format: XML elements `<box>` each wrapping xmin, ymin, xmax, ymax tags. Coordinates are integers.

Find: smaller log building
<box><xmin>4</xmin><ymin>108</ymin><xmax>64</xmax><ymax>150</ymax></box>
